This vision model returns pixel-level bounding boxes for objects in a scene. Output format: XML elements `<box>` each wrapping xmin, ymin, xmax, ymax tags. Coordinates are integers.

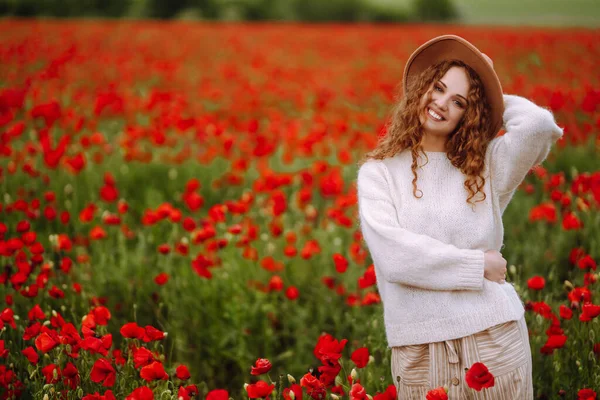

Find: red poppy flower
<box><xmin>133</xmin><ymin>346</ymin><xmax>156</xmax><ymax>369</ymax></box>
<box><xmin>577</xmin><ymin>255</ymin><xmax>597</xmax><ymax>271</ymax></box>
<box><xmin>246</xmin><ymin>380</ymin><xmax>275</xmax><ymax>399</ymax></box>
<box><xmin>527</xmin><ymin>276</ymin><xmax>546</xmax><ymax>290</ymax></box>
<box><xmin>333</xmin><ymin>253</ymin><xmax>348</xmax><ymax>273</ymax></box>
<box><xmin>313</xmin><ymin>333</ymin><xmax>348</xmax><ymax>366</ymax></box>
<box><xmin>465</xmin><ymin>362</ymin><xmax>495</xmax><ymax>391</ymax></box>
<box><xmin>126</xmin><ymin>386</ymin><xmax>154</xmax><ymax>400</ymax></box>
<box><xmin>35</xmin><ymin>331</ymin><xmax>60</xmax><ymax>353</ymax></box>
<box><xmin>250</xmin><ymin>358</ymin><xmax>272</xmax><ymax>375</ymax></box>
<box><xmin>82</xmin><ymin>390</ymin><xmax>116</xmax><ymax>400</ymax></box>
<box><xmin>90</xmin><ymin>226</ymin><xmax>107</xmax><ymax>240</ymax></box>
<box><xmin>268</xmin><ymin>275</ymin><xmax>284</xmax><ymax>292</ymax></box>
<box><xmin>28</xmin><ymin>304</ymin><xmax>46</xmax><ymax>321</ymax></box>
<box><xmin>1</xmin><ymin>308</ymin><xmax>17</xmax><ymax>329</ymax></box>
<box><xmin>562</xmin><ymin>211</ymin><xmax>583</xmax><ymax>230</ymax></box>
<box><xmin>372</xmin><ymin>384</ymin><xmax>395</xmax><ymax>400</ymax></box>
<box><xmin>351</xmin><ymin>347</ymin><xmax>370</xmax><ymax>368</ymax></box>
<box><xmin>580</xmin><ymin>303</ymin><xmax>600</xmax><ymax>322</ymax></box>
<box><xmin>157</xmin><ymin>244</ymin><xmax>170</xmax><ymax>254</ymax></box>
<box><xmin>79</xmin><ymin>203</ymin><xmax>97</xmax><ymax>223</ymax></box>
<box><xmin>283</xmin><ymin>385</ymin><xmax>303</xmax><ymax>400</ymax></box>
<box><xmin>177</xmin><ymin>385</ymin><xmax>199</xmax><ymax>400</ymax></box>
<box><xmin>41</xmin><ymin>363</ymin><xmax>61</xmax><ymax>384</ymax></box>
<box><xmin>91</xmin><ymin>306</ymin><xmax>111</xmax><ymax>326</ymax></box>
<box><xmin>31</xmin><ymin>101</ymin><xmax>61</xmax><ymax>127</ymax></box>
<box><xmin>568</xmin><ymin>287</ymin><xmax>592</xmax><ymax>306</ymax></box>
<box><xmin>577</xmin><ymin>388</ymin><xmax>597</xmax><ymax>400</ymax></box>
<box><xmin>66</xmin><ymin>152</ymin><xmax>86</xmax><ymax>174</ymax></box>
<box><xmin>285</xmin><ymin>286</ymin><xmax>300</xmax><ymax>300</ymax></box>
<box><xmin>16</xmin><ymin>220</ymin><xmax>30</xmax><ymax>232</ymax></box>
<box><xmin>569</xmin><ymin>247</ymin><xmax>586</xmax><ymax>264</ymax></box>
<box><xmin>154</xmin><ymin>272</ymin><xmax>169</xmax><ymax>285</ymax></box>
<box><xmin>23</xmin><ymin>322</ymin><xmax>41</xmax><ymax>340</ymax></box>
<box><xmin>543</xmin><ymin>334</ymin><xmax>568</xmax><ymax>354</ymax></box>
<box><xmin>559</xmin><ymin>304</ymin><xmax>573</xmax><ymax>320</ymax></box>
<box><xmin>90</xmin><ymin>358</ymin><xmax>116</xmax><ymax>387</ymax></box>
<box><xmin>0</xmin><ymin>340</ymin><xmax>7</xmax><ymax>358</ymax></box>
<box><xmin>350</xmin><ymin>383</ymin><xmax>368</xmax><ymax>400</ymax></box>
<box><xmin>358</xmin><ymin>266</ymin><xmax>376</xmax><ymax>289</ymax></box>
<box><xmin>528</xmin><ymin>203</ymin><xmax>556</xmax><ymax>223</ymax></box>
<box><xmin>318</xmin><ymin>362</ymin><xmax>341</xmax><ymax>386</ymax></box>
<box><xmin>120</xmin><ymin>322</ymin><xmax>145</xmax><ymax>339</ymax></box>
<box><xmin>49</xmin><ymin>285</ymin><xmax>65</xmax><ymax>299</ymax></box>
<box><xmin>22</xmin><ymin>347</ymin><xmax>39</xmax><ymax>364</ymax></box>
<box><xmin>206</xmin><ymin>389</ymin><xmax>229</xmax><ymax>400</ymax></box>
<box><xmin>299</xmin><ymin>373</ymin><xmax>326</xmax><ymax>400</ymax></box>
<box><xmin>176</xmin><ymin>364</ymin><xmax>191</xmax><ymax>380</ymax></box>
<box><xmin>140</xmin><ymin>361</ymin><xmax>168</xmax><ymax>381</ymax></box>
<box><xmin>62</xmin><ymin>362</ymin><xmax>80</xmax><ymax>389</ymax></box>
<box><xmin>143</xmin><ymin>325</ymin><xmax>165</xmax><ymax>342</ymax></box>
<box><xmin>426</xmin><ymin>387</ymin><xmax>448</xmax><ymax>400</ymax></box>
<box><xmin>113</xmin><ymin>349</ymin><xmax>126</xmax><ymax>366</ymax></box>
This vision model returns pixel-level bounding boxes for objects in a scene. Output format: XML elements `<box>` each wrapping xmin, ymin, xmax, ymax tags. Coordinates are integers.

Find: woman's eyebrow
<box><xmin>438</xmin><ymin>80</ymin><xmax>468</xmax><ymax>103</ymax></box>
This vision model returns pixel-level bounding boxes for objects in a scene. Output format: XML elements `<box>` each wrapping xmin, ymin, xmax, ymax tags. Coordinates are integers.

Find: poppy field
<box><xmin>0</xmin><ymin>20</ymin><xmax>599</xmax><ymax>400</ymax></box>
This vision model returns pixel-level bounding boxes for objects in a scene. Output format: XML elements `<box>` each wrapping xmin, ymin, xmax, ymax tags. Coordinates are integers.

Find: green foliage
<box><xmin>411</xmin><ymin>0</ymin><xmax>459</xmax><ymax>22</ymax></box>
<box><xmin>0</xmin><ymin>0</ymin><xmax>421</xmax><ymax>22</ymax></box>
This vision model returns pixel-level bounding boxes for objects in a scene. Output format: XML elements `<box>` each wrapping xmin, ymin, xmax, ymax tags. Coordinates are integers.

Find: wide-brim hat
<box><xmin>402</xmin><ymin>34</ymin><xmax>504</xmax><ymax>138</ymax></box>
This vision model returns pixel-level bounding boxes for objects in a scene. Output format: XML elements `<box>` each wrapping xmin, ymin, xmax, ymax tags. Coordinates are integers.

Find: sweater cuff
<box><xmin>457</xmin><ymin>250</ymin><xmax>485</xmax><ymax>290</ymax></box>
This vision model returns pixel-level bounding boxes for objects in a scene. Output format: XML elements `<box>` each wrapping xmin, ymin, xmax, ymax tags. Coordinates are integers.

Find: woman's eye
<box><xmin>435</xmin><ymin>85</ymin><xmax>464</xmax><ymax>107</ymax></box>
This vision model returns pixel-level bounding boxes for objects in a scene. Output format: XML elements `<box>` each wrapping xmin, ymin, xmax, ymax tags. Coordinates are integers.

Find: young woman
<box><xmin>356</xmin><ymin>35</ymin><xmax>563</xmax><ymax>399</ymax></box>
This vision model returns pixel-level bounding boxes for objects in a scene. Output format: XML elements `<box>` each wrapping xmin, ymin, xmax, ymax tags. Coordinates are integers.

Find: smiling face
<box><xmin>418</xmin><ymin>66</ymin><xmax>470</xmax><ymax>150</ymax></box>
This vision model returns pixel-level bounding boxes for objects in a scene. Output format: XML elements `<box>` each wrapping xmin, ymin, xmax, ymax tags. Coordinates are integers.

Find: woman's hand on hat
<box><xmin>483</xmin><ymin>249</ymin><xmax>507</xmax><ymax>283</ymax></box>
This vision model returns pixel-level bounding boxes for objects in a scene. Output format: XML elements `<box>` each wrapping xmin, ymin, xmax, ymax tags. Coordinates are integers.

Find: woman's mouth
<box><xmin>427</xmin><ymin>107</ymin><xmax>445</xmax><ymax>122</ymax></box>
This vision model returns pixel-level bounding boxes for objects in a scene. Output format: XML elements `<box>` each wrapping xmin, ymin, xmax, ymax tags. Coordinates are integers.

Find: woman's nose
<box><xmin>434</xmin><ymin>100</ymin><xmax>448</xmax><ymax>111</ymax></box>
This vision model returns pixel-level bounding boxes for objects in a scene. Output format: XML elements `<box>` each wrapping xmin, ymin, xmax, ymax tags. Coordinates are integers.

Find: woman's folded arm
<box><xmin>357</xmin><ymin>161</ymin><xmax>485</xmax><ymax>291</ymax></box>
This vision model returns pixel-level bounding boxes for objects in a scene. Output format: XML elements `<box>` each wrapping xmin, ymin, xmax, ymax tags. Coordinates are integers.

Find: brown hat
<box><xmin>403</xmin><ymin>34</ymin><xmax>504</xmax><ymax>138</ymax></box>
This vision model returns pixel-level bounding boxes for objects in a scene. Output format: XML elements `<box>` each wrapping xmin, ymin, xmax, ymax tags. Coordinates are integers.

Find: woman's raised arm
<box><xmin>488</xmin><ymin>94</ymin><xmax>564</xmax><ymax>199</ymax></box>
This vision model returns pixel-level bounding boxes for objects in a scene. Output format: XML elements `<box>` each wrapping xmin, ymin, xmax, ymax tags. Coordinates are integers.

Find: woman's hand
<box><xmin>484</xmin><ymin>250</ymin><xmax>507</xmax><ymax>283</ymax></box>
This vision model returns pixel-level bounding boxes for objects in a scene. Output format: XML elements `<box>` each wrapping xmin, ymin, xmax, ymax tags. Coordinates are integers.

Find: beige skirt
<box><xmin>390</xmin><ymin>315</ymin><xmax>533</xmax><ymax>400</ymax></box>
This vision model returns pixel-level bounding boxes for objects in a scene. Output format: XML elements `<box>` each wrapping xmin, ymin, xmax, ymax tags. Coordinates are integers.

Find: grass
<box><xmin>367</xmin><ymin>0</ymin><xmax>600</xmax><ymax>27</ymax></box>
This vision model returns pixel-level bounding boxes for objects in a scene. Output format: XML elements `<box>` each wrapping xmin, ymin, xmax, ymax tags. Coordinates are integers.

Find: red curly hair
<box><xmin>358</xmin><ymin>59</ymin><xmax>496</xmax><ymax>209</ymax></box>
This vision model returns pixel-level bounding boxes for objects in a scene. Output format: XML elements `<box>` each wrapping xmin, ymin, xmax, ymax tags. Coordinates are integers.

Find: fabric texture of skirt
<box><xmin>390</xmin><ymin>315</ymin><xmax>533</xmax><ymax>399</ymax></box>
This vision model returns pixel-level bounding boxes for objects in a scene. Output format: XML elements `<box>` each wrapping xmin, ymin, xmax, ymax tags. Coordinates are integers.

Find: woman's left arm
<box><xmin>488</xmin><ymin>94</ymin><xmax>564</xmax><ymax>197</ymax></box>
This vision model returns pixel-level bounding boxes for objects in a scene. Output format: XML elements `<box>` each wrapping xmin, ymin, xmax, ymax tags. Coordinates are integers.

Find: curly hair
<box><xmin>357</xmin><ymin>59</ymin><xmax>496</xmax><ymax>209</ymax></box>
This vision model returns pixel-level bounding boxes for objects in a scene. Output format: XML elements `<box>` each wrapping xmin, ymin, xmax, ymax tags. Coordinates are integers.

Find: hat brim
<box><xmin>403</xmin><ymin>35</ymin><xmax>504</xmax><ymax>137</ymax></box>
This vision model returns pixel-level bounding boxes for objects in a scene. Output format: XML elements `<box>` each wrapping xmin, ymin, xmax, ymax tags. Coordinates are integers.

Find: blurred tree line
<box><xmin>0</xmin><ymin>0</ymin><xmax>459</xmax><ymax>22</ymax></box>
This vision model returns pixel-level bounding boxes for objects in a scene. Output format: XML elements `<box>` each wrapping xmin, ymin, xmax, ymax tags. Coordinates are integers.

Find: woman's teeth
<box><xmin>428</xmin><ymin>108</ymin><xmax>444</xmax><ymax>121</ymax></box>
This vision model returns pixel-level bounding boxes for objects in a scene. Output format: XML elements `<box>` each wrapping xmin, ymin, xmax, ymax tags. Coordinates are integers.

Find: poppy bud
<box><xmin>563</xmin><ymin>280</ymin><xmax>574</xmax><ymax>291</ymax></box>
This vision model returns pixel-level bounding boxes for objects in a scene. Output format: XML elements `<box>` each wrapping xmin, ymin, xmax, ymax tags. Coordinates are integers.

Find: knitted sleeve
<box><xmin>357</xmin><ymin>161</ymin><xmax>485</xmax><ymax>291</ymax></box>
<box><xmin>488</xmin><ymin>94</ymin><xmax>564</xmax><ymax>198</ymax></box>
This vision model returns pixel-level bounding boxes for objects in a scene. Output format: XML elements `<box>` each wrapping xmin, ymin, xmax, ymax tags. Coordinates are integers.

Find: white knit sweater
<box><xmin>357</xmin><ymin>94</ymin><xmax>564</xmax><ymax>347</ymax></box>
